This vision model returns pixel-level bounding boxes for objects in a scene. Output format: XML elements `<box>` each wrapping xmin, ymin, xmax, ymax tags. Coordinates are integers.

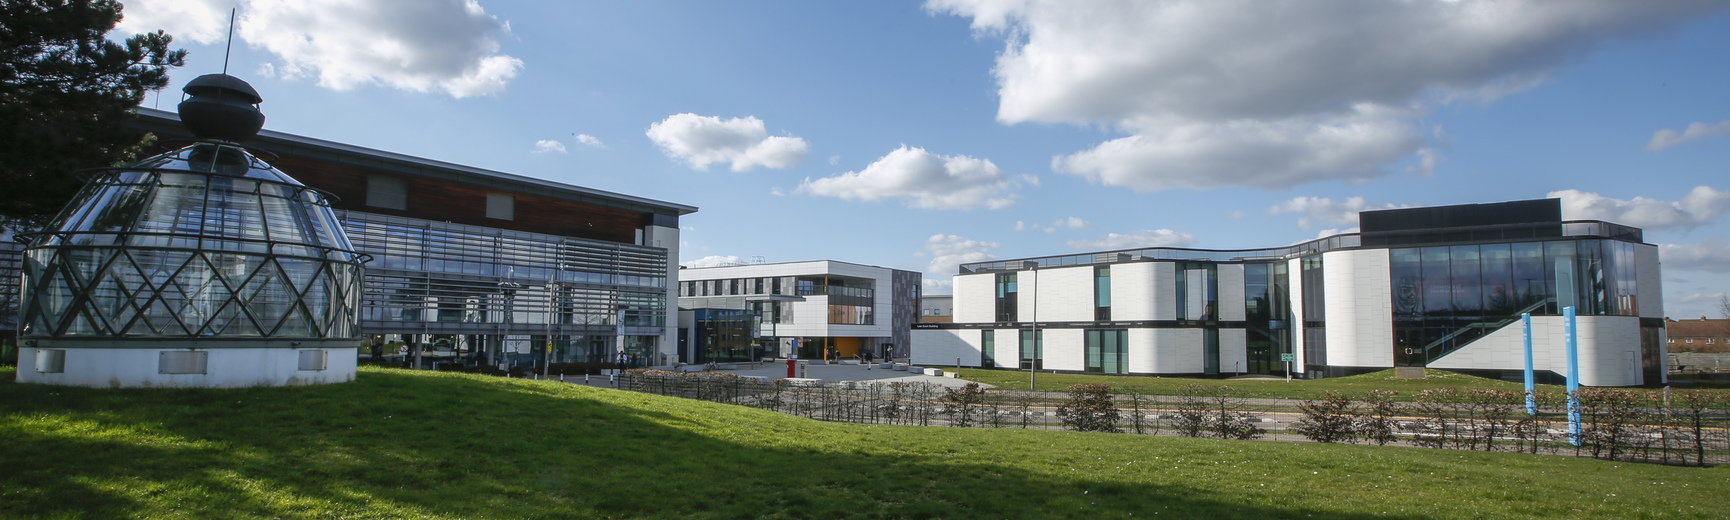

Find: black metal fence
<box><xmin>616</xmin><ymin>371</ymin><xmax>1729</xmax><ymax>466</ymax></box>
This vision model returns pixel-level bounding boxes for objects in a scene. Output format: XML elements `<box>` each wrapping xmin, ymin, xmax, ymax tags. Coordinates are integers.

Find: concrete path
<box><xmin>714</xmin><ymin>361</ymin><xmax>992</xmax><ymax>389</ymax></box>
<box><xmin>522</xmin><ymin>362</ymin><xmax>990</xmax><ymax>390</ymax></box>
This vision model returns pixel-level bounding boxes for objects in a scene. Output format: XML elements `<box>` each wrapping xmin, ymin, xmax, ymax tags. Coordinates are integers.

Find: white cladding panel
<box><xmin>911</xmin><ymin>329</ymin><xmax>980</xmax><ymax>367</ymax></box>
<box><xmin>954</xmin><ymin>274</ymin><xmax>994</xmax><ymax>323</ymax></box>
<box><xmin>1428</xmin><ymin>315</ymin><xmax>1644</xmax><ymax>386</ymax></box>
<box><xmin>1152</xmin><ymin>328</ymin><xmax>1204</xmax><ymax>373</ymax></box>
<box><xmin>1037</xmin><ymin>266</ymin><xmax>1096</xmax><ymax>322</ymax></box>
<box><xmin>989</xmin><ymin>329</ymin><xmax>1017</xmax><ymax>368</ymax></box>
<box><xmin>1219</xmin><ymin>328</ymin><xmax>1247</xmax><ymax>375</ymax></box>
<box><xmin>1218</xmin><ymin>264</ymin><xmax>1246</xmax><ymax>322</ymax></box>
<box><xmin>1288</xmin><ymin>258</ymin><xmax>1306</xmax><ymax>374</ymax></box>
<box><xmin>1113</xmin><ymin>262</ymin><xmax>1156</xmax><ymax>321</ymax></box>
<box><xmin>15</xmin><ymin>347</ymin><xmax>358</xmax><ymax>388</ymax></box>
<box><xmin>1044</xmin><ymin>328</ymin><xmax>1085</xmax><ymax>371</ymax></box>
<box><xmin>1128</xmin><ymin>328</ymin><xmax>1158</xmax><ymax>374</ymax></box>
<box><xmin>1017</xmin><ymin>270</ymin><xmax>1038</xmax><ymax>323</ymax></box>
<box><xmin>1323</xmin><ymin>249</ymin><xmax>1394</xmax><ymax>368</ymax></box>
<box><xmin>1152</xmin><ymin>262</ymin><xmax>1178</xmax><ymax>320</ymax></box>
<box><xmin>1636</xmin><ymin>244</ymin><xmax>1664</xmax><ymax>319</ymax></box>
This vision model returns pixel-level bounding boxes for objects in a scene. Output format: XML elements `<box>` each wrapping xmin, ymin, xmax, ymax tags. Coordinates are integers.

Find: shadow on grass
<box><xmin>0</xmin><ymin>365</ymin><xmax>1429</xmax><ymax>519</ymax></box>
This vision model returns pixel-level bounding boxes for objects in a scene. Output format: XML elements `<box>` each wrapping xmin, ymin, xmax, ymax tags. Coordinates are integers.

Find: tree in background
<box><xmin>0</xmin><ymin>0</ymin><xmax>186</xmax><ymax>231</ymax></box>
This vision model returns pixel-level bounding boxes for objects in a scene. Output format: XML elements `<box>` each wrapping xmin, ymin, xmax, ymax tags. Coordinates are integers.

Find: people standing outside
<box><xmin>369</xmin><ymin>341</ymin><xmax>383</xmax><ymax>364</ymax></box>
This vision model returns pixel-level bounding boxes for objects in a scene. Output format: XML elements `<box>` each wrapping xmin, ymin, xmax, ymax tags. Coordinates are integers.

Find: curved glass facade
<box><xmin>1390</xmin><ymin>239</ymin><xmax>1640</xmax><ymax>366</ymax></box>
<box><xmin>19</xmin><ymin>142</ymin><xmax>365</xmax><ymax>343</ymax></box>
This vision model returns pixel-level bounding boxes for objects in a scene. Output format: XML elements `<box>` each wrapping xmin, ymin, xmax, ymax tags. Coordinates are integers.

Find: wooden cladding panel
<box><xmin>271</xmin><ymin>155</ymin><xmax>645</xmax><ymax>243</ymax></box>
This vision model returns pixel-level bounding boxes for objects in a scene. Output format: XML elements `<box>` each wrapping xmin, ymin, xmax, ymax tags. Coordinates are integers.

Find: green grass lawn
<box><xmin>4</xmin><ymin>365</ymin><xmax>1728</xmax><ymax>519</ymax></box>
<box><xmin>960</xmin><ymin>368</ymin><xmax>1579</xmax><ymax>400</ymax></box>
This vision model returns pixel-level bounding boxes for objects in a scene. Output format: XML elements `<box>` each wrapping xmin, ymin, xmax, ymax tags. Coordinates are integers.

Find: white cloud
<box><xmin>769</xmin><ymin>187</ymin><xmax>785</xmax><ymax>197</ymax></box>
<box><xmin>1647</xmin><ymin>120</ymin><xmax>1730</xmax><ymax>151</ymax></box>
<box><xmin>1550</xmin><ymin>186</ymin><xmax>1730</xmax><ymax>229</ymax></box>
<box><xmin>681</xmin><ymin>255</ymin><xmax>741</xmax><ymax>269</ymax></box>
<box><xmin>116</xmin><ymin>0</ymin><xmax>233</xmax><ymax>44</ymax></box>
<box><xmin>1226</xmin><ymin>210</ymin><xmax>1245</xmax><ymax>220</ymax></box>
<box><xmin>929</xmin><ymin>0</ymin><xmax>1726</xmax><ymax>191</ymax></box>
<box><xmin>1017</xmin><ymin>216</ymin><xmax>1093</xmax><ymax>233</ymax></box>
<box><xmin>149</xmin><ymin>0</ymin><xmax>525</xmax><ymax>98</ymax></box>
<box><xmin>829</xmin><ymin>155</ymin><xmax>841</xmax><ymax>166</ymax></box>
<box><xmin>1659</xmin><ymin>239</ymin><xmax>1730</xmax><ymax>273</ymax></box>
<box><xmin>1267</xmin><ymin>196</ymin><xmax>1404</xmax><ymax>230</ymax></box>
<box><xmin>645</xmin><ymin>113</ymin><xmax>808</xmax><ymax>172</ymax></box>
<box><xmin>575</xmin><ymin>134</ymin><xmax>605</xmax><ymax>148</ymax></box>
<box><xmin>922</xmin><ymin>278</ymin><xmax>953</xmax><ymax>296</ymax></box>
<box><xmin>923</xmin><ymin>234</ymin><xmax>1000</xmax><ymax>275</ymax></box>
<box><xmin>799</xmin><ymin>146</ymin><xmax>1025</xmax><ymax>210</ymax></box>
<box><xmin>1315</xmin><ymin>227</ymin><xmax>1360</xmax><ymax>239</ymax></box>
<box><xmin>531</xmin><ymin>140</ymin><xmax>566</xmax><ymax>154</ymax></box>
<box><xmin>1065</xmin><ymin>229</ymin><xmax>1196</xmax><ymax>250</ymax></box>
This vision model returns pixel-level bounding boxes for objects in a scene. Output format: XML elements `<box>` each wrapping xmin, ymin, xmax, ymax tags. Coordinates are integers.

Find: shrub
<box><xmin>1293</xmin><ymin>391</ymin><xmax>1356</xmax><ymax>443</ymax></box>
<box><xmin>1172</xmin><ymin>385</ymin><xmax>1264</xmax><ymax>440</ymax></box>
<box><xmin>942</xmin><ymin>383</ymin><xmax>985</xmax><ymax>427</ymax></box>
<box><xmin>1057</xmin><ymin>384</ymin><xmax>1120</xmax><ymax>432</ymax></box>
<box><xmin>1356</xmin><ymin>389</ymin><xmax>1400</xmax><ymax>446</ymax></box>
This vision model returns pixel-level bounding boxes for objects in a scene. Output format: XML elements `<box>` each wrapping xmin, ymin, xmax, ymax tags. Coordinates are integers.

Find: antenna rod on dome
<box><xmin>222</xmin><ymin>8</ymin><xmax>236</xmax><ymax>75</ymax></box>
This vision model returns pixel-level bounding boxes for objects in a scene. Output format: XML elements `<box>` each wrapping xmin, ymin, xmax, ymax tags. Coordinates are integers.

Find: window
<box><xmin>486</xmin><ymin>193</ymin><xmax>514</xmax><ymax>220</ymax></box>
<box><xmin>1085</xmin><ymin>329</ymin><xmax>1127</xmax><ymax>374</ymax></box>
<box><xmin>828</xmin><ymin>305</ymin><xmax>873</xmax><ymax>325</ymax></box>
<box><xmin>1687</xmin><ymin>338</ymin><xmax>1694</xmax><ymax>343</ymax></box>
<box><xmin>1095</xmin><ymin>266</ymin><xmax>1111</xmax><ymax>321</ymax></box>
<box><xmin>996</xmin><ymin>273</ymin><xmax>1018</xmax><ymax>322</ymax></box>
<box><xmin>1019</xmin><ymin>329</ymin><xmax>1042</xmax><ymax>370</ymax></box>
<box><xmin>366</xmin><ymin>175</ymin><xmax>407</xmax><ymax>210</ymax></box>
<box><xmin>1708</xmin><ymin>338</ymin><xmax>1716</xmax><ymax>344</ymax></box>
<box><xmin>982</xmin><ymin>330</ymin><xmax>995</xmax><ymax>368</ymax></box>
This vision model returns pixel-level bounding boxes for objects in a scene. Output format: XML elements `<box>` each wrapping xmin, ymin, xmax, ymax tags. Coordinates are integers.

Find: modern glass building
<box><xmin>675</xmin><ymin>260</ymin><xmax>920</xmax><ymax>364</ymax></box>
<box><xmin>913</xmin><ymin>199</ymin><xmax>1665</xmax><ymax>387</ymax></box>
<box><xmin>6</xmin><ymin>107</ymin><xmax>695</xmax><ymax>380</ymax></box>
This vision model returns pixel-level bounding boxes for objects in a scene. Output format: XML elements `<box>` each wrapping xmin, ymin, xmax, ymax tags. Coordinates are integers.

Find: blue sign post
<box><xmin>1564</xmin><ymin>306</ymin><xmax>1581</xmax><ymax>447</ymax></box>
<box><xmin>1522</xmin><ymin>313</ymin><xmax>1535</xmax><ymax>416</ymax></box>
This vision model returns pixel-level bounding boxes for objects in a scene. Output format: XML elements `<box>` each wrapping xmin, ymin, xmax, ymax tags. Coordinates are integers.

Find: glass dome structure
<box><xmin>19</xmin><ymin>141</ymin><xmax>367</xmax><ymax>345</ymax></box>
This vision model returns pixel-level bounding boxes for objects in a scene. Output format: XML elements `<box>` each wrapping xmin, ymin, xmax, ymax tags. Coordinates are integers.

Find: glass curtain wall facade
<box><xmin>342</xmin><ymin>210</ymin><xmax>667</xmax><ymax>366</ymax></box>
<box><xmin>1390</xmin><ymin>239</ymin><xmax>1641</xmax><ymax>366</ymax></box>
<box><xmin>1243</xmin><ymin>262</ymin><xmax>1291</xmax><ymax>375</ymax></box>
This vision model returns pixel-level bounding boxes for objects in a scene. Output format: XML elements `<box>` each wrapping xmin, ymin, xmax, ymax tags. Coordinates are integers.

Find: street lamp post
<box><xmin>1030</xmin><ymin>267</ymin><xmax>1037</xmax><ymax>391</ymax></box>
<box><xmin>498</xmin><ymin>280</ymin><xmax>521</xmax><ymax>371</ymax></box>
<box><xmin>545</xmin><ymin>278</ymin><xmax>563</xmax><ymax>379</ymax></box>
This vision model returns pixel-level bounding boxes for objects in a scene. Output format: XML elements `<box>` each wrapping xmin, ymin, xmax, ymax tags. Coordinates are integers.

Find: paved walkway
<box><xmin>526</xmin><ymin>362</ymin><xmax>989</xmax><ymax>390</ymax></box>
<box><xmin>715</xmin><ymin>361</ymin><xmax>991</xmax><ymax>389</ymax></box>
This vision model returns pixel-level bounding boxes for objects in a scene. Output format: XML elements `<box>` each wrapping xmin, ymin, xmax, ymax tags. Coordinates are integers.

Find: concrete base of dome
<box><xmin>14</xmin><ymin>346</ymin><xmax>357</xmax><ymax>388</ymax></box>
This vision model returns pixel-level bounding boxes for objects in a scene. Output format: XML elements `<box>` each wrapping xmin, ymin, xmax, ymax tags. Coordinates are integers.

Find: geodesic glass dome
<box><xmin>19</xmin><ymin>141</ymin><xmax>366</xmax><ymax>344</ymax></box>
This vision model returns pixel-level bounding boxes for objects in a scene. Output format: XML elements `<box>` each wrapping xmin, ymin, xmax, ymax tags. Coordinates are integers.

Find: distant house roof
<box><xmin>1667</xmin><ymin>318</ymin><xmax>1729</xmax><ymax>338</ymax></box>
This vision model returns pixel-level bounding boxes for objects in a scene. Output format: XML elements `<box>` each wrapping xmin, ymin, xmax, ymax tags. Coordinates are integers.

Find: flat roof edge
<box><xmin>135</xmin><ymin>108</ymin><xmax>697</xmax><ymax>215</ymax></box>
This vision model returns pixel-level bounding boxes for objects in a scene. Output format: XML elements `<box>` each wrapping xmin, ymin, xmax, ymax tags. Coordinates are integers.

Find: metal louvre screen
<box><xmin>298</xmin><ymin>349</ymin><xmax>328</xmax><ymax>371</ymax></box>
<box><xmin>159</xmin><ymin>351</ymin><xmax>209</xmax><ymax>374</ymax></box>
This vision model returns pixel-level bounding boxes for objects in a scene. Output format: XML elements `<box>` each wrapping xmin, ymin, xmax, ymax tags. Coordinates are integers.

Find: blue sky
<box><xmin>118</xmin><ymin>1</ymin><xmax>1730</xmax><ymax>318</ymax></box>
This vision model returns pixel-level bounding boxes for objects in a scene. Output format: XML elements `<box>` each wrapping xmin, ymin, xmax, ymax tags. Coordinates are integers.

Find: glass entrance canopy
<box><xmin>19</xmin><ymin>142</ymin><xmax>366</xmax><ymax>346</ymax></box>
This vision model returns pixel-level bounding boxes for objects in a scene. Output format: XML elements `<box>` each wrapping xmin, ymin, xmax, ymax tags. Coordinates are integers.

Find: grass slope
<box><xmin>3</xmin><ymin>365</ymin><xmax>1727</xmax><ymax>519</ymax></box>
